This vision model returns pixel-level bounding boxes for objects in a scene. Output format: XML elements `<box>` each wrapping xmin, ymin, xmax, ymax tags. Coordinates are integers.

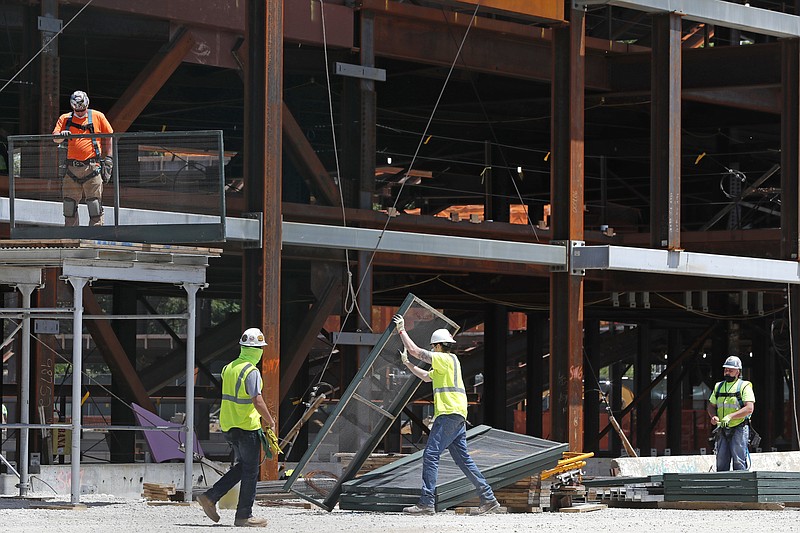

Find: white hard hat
<box><xmin>723</xmin><ymin>355</ymin><xmax>742</xmax><ymax>370</ymax></box>
<box><xmin>430</xmin><ymin>329</ymin><xmax>456</xmax><ymax>346</ymax></box>
<box><xmin>240</xmin><ymin>327</ymin><xmax>267</xmax><ymax>347</ymax></box>
<box><xmin>70</xmin><ymin>90</ymin><xmax>89</xmax><ymax>112</ymax></box>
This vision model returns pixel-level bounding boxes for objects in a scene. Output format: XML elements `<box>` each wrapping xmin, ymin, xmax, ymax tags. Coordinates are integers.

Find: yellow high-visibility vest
<box><xmin>430</xmin><ymin>352</ymin><xmax>468</xmax><ymax>420</ymax></box>
<box><xmin>220</xmin><ymin>359</ymin><xmax>261</xmax><ymax>431</ymax></box>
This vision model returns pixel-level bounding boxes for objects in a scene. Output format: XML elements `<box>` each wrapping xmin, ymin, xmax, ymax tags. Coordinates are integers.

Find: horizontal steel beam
<box><xmin>282</xmin><ymin>221</ymin><xmax>567</xmax><ymax>266</ymax></box>
<box><xmin>575</xmin><ymin>0</ymin><xmax>800</xmax><ymax>38</ymax></box>
<box><xmin>572</xmin><ymin>244</ymin><xmax>800</xmax><ymax>284</ymax></box>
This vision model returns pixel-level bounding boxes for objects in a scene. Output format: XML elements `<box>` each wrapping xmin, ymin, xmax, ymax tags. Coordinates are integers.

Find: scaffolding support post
<box><xmin>68</xmin><ymin>276</ymin><xmax>88</xmax><ymax>505</ymax></box>
<box><xmin>16</xmin><ymin>283</ymin><xmax>37</xmax><ymax>497</ymax></box>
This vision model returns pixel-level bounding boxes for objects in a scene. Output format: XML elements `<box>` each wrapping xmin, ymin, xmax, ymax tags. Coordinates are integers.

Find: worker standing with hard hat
<box><xmin>707</xmin><ymin>355</ymin><xmax>755</xmax><ymax>471</ymax></box>
<box><xmin>197</xmin><ymin>328</ymin><xmax>275</xmax><ymax>527</ymax></box>
<box><xmin>53</xmin><ymin>90</ymin><xmax>114</xmax><ymax>227</ymax></box>
<box><xmin>393</xmin><ymin>314</ymin><xmax>500</xmax><ymax>515</ymax></box>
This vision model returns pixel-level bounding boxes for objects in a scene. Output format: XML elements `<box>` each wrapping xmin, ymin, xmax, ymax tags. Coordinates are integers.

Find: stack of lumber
<box><xmin>142</xmin><ymin>483</ymin><xmax>176</xmax><ymax>501</ymax></box>
<box><xmin>663</xmin><ymin>471</ymin><xmax>800</xmax><ymax>503</ymax></box>
<box><xmin>335</xmin><ymin>453</ymin><xmax>407</xmax><ymax>477</ymax></box>
<box><xmin>462</xmin><ymin>475</ymin><xmax>550</xmax><ymax>513</ymax></box>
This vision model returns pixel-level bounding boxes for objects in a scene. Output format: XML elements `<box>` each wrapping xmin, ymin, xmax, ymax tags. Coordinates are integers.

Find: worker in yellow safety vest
<box><xmin>707</xmin><ymin>355</ymin><xmax>755</xmax><ymax>471</ymax></box>
<box><xmin>393</xmin><ymin>314</ymin><xmax>500</xmax><ymax>515</ymax></box>
<box><xmin>197</xmin><ymin>328</ymin><xmax>275</xmax><ymax>528</ymax></box>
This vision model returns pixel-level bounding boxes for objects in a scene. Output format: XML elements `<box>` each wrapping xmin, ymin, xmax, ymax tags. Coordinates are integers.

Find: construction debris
<box><xmin>141</xmin><ymin>483</ymin><xmax>176</xmax><ymax>501</ymax></box>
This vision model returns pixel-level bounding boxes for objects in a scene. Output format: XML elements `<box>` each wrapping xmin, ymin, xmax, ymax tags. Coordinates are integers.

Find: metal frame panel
<box><xmin>574</xmin><ymin>0</ymin><xmax>800</xmax><ymax>38</ymax></box>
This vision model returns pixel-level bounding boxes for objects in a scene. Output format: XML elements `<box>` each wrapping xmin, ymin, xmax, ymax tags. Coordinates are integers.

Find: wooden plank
<box><xmin>659</xmin><ymin>501</ymin><xmax>785</xmax><ymax>510</ymax></box>
<box><xmin>559</xmin><ymin>503</ymin><xmax>608</xmax><ymax>513</ymax></box>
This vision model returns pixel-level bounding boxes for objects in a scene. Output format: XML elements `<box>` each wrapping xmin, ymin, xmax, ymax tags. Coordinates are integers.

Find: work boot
<box><xmin>233</xmin><ymin>516</ymin><xmax>268</xmax><ymax>527</ymax></box>
<box><xmin>196</xmin><ymin>493</ymin><xmax>219</xmax><ymax>523</ymax></box>
<box><xmin>403</xmin><ymin>503</ymin><xmax>435</xmax><ymax>515</ymax></box>
<box><xmin>475</xmin><ymin>499</ymin><xmax>501</xmax><ymax>515</ymax></box>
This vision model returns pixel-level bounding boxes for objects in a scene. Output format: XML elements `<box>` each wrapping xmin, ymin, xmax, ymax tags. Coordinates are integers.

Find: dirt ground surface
<box><xmin>1</xmin><ymin>495</ymin><xmax>800</xmax><ymax>533</ymax></box>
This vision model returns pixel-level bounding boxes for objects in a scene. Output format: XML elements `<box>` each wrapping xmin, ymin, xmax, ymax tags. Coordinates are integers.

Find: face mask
<box><xmin>724</xmin><ymin>375</ymin><xmax>736</xmax><ymax>383</ymax></box>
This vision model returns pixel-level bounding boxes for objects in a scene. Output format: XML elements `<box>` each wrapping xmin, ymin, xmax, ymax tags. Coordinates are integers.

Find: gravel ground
<box><xmin>1</xmin><ymin>495</ymin><xmax>799</xmax><ymax>533</ymax></box>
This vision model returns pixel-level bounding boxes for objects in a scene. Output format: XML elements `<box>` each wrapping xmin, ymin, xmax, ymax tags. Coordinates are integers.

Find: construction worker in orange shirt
<box><xmin>53</xmin><ymin>90</ymin><xmax>113</xmax><ymax>227</ymax></box>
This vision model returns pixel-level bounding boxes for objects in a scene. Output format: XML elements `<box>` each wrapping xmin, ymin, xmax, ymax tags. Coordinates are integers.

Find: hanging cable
<box><xmin>0</xmin><ymin>0</ymin><xmax>95</xmax><ymax>95</ymax></box>
<box><xmin>787</xmin><ymin>284</ymin><xmax>800</xmax><ymax>446</ymax></box>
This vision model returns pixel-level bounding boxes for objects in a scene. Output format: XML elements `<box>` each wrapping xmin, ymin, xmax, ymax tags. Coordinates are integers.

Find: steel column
<box><xmin>483</xmin><ymin>304</ymin><xmax>508</xmax><ymax>430</ymax></box>
<box><xmin>635</xmin><ymin>322</ymin><xmax>652</xmax><ymax>455</ymax></box>
<box><xmin>38</xmin><ymin>0</ymin><xmax>59</xmax><ymax>136</ymax></box>
<box><xmin>584</xmin><ymin>319</ymin><xmax>600</xmax><ymax>452</ymax></box>
<box><xmin>666</xmin><ymin>329</ymin><xmax>682</xmax><ymax>454</ymax></box>
<box><xmin>16</xmin><ymin>283</ymin><xmax>36</xmax><ymax>496</ymax></box>
<box><xmin>68</xmin><ymin>276</ymin><xmax>88</xmax><ymax>505</ymax></box>
<box><xmin>357</xmin><ymin>10</ymin><xmax>377</xmax><ymax>376</ymax></box>
<box><xmin>782</xmin><ymin>39</ymin><xmax>800</xmax><ymax>261</ymax></box>
<box><xmin>243</xmin><ymin>0</ymin><xmax>282</xmax><ymax>481</ymax></box>
<box><xmin>526</xmin><ymin>313</ymin><xmax>545</xmax><ymax>437</ymax></box>
<box><xmin>549</xmin><ymin>8</ymin><xmax>585</xmax><ymax>450</ymax></box>
<box><xmin>650</xmin><ymin>13</ymin><xmax>681</xmax><ymax>250</ymax></box>
<box><xmin>110</xmin><ymin>283</ymin><xmax>137</xmax><ymax>462</ymax></box>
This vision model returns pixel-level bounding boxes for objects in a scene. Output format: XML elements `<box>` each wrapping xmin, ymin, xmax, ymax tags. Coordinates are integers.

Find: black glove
<box><xmin>59</xmin><ymin>130</ymin><xmax>71</xmax><ymax>137</ymax></box>
<box><xmin>101</xmin><ymin>156</ymin><xmax>113</xmax><ymax>184</ymax></box>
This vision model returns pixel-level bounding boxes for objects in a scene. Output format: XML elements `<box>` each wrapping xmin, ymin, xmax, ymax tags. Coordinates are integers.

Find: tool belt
<box><xmin>66</xmin><ymin>159</ymin><xmax>101</xmax><ymax>183</ymax></box>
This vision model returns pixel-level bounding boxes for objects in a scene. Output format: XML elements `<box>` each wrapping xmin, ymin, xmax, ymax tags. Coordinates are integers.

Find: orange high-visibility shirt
<box><xmin>53</xmin><ymin>110</ymin><xmax>113</xmax><ymax>161</ymax></box>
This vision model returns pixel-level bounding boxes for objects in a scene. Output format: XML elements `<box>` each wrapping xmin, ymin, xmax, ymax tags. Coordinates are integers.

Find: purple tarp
<box><xmin>131</xmin><ymin>402</ymin><xmax>204</xmax><ymax>463</ymax></box>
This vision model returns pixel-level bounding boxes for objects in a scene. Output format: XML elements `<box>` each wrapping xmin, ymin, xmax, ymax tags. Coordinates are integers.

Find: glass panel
<box><xmin>284</xmin><ymin>294</ymin><xmax>458</xmax><ymax>510</ymax></box>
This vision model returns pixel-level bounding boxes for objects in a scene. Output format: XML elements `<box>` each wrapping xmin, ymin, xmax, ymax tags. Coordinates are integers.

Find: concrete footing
<box><xmin>0</xmin><ymin>462</ymin><xmax>224</xmax><ymax>499</ymax></box>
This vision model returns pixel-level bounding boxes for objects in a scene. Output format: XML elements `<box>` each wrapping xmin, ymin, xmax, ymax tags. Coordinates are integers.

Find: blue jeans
<box><xmin>203</xmin><ymin>428</ymin><xmax>261</xmax><ymax>520</ymax></box>
<box><xmin>715</xmin><ymin>423</ymin><xmax>749</xmax><ymax>471</ymax></box>
<box><xmin>419</xmin><ymin>414</ymin><xmax>495</xmax><ymax>508</ymax></box>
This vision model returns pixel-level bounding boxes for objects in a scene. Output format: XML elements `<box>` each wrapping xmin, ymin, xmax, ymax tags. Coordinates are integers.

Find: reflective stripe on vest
<box><xmin>220</xmin><ymin>360</ymin><xmax>260</xmax><ymax>431</ymax></box>
<box><xmin>221</xmin><ymin>364</ymin><xmax>257</xmax><ymax>405</ymax></box>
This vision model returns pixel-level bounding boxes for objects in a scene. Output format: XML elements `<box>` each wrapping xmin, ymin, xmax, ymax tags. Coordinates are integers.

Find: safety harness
<box><xmin>713</xmin><ymin>379</ymin><xmax>750</xmax><ymax>417</ymax></box>
<box><xmin>64</xmin><ymin>110</ymin><xmax>102</xmax><ymax>183</ymax></box>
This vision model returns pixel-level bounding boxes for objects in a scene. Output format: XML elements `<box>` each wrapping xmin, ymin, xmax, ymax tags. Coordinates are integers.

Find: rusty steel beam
<box><xmin>81</xmin><ymin>287</ymin><xmax>156</xmax><ymax>413</ymax></box>
<box><xmin>549</xmin><ymin>9</ymin><xmax>586</xmax><ymax>452</ymax></box>
<box><xmin>69</xmin><ymin>0</ymin><xmax>353</xmax><ymax>48</ymax></box>
<box><xmin>106</xmin><ymin>27</ymin><xmax>194</xmax><ymax>132</ymax></box>
<box><xmin>683</xmin><ymin>86</ymin><xmax>780</xmax><ymax>114</ymax></box>
<box><xmin>782</xmin><ymin>39</ymin><xmax>800</xmax><ymax>261</ymax></box>
<box><xmin>650</xmin><ymin>13</ymin><xmax>681</xmax><ymax>250</ymax></box>
<box><xmin>279</xmin><ymin>269</ymin><xmax>342</xmax><ymax>402</ymax></box>
<box><xmin>283</xmin><ymin>103</ymin><xmax>340</xmax><ymax>206</ymax></box>
<box><xmin>242</xmin><ymin>0</ymin><xmax>282</xmax><ymax>481</ymax></box>
<box><xmin>431</xmin><ymin>0</ymin><xmax>564</xmax><ymax>22</ymax></box>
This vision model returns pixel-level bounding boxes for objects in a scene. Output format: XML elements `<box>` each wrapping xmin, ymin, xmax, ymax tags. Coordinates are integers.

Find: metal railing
<box><xmin>7</xmin><ymin>130</ymin><xmax>228</xmax><ymax>243</ymax></box>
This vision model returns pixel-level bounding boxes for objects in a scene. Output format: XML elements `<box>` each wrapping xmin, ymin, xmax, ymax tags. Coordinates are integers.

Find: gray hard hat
<box><xmin>722</xmin><ymin>355</ymin><xmax>742</xmax><ymax>370</ymax></box>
